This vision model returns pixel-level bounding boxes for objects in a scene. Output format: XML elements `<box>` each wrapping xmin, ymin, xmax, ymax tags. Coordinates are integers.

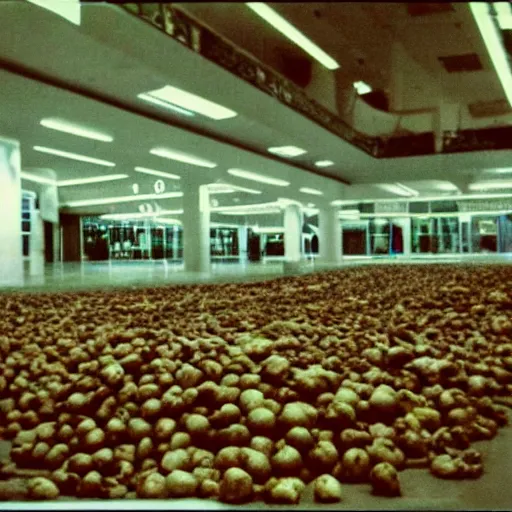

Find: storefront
<box><xmin>340</xmin><ymin>198</ymin><xmax>512</xmax><ymax>257</ymax></box>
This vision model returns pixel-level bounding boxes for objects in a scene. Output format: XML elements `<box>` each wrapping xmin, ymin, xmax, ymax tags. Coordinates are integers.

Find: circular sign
<box><xmin>154</xmin><ymin>179</ymin><xmax>165</xmax><ymax>194</ymax></box>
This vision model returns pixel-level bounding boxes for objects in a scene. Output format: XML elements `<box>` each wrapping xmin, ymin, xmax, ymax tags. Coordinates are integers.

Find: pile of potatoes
<box><xmin>0</xmin><ymin>264</ymin><xmax>511</xmax><ymax>503</ymax></box>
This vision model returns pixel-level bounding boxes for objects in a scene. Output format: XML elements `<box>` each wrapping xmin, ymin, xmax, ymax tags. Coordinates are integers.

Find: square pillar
<box><xmin>0</xmin><ymin>137</ymin><xmax>23</xmax><ymax>287</ymax></box>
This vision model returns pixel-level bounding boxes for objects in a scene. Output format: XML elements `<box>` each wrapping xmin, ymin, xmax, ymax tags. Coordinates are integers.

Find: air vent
<box><xmin>438</xmin><ymin>53</ymin><xmax>483</xmax><ymax>72</ymax></box>
<box><xmin>407</xmin><ymin>3</ymin><xmax>454</xmax><ymax>17</ymax></box>
<box><xmin>469</xmin><ymin>99</ymin><xmax>512</xmax><ymax>118</ymax></box>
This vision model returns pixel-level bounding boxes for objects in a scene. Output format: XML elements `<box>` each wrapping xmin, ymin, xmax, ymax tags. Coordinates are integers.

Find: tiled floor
<box><xmin>5</xmin><ymin>253</ymin><xmax>511</xmax><ymax>294</ymax></box>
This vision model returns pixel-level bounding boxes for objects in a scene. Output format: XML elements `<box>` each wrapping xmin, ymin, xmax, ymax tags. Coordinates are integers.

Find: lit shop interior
<box><xmin>2</xmin><ymin>1</ymin><xmax>512</xmax><ymax>510</ymax></box>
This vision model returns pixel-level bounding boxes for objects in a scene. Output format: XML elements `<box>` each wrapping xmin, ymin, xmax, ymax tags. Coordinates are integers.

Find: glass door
<box><xmin>342</xmin><ymin>222</ymin><xmax>369</xmax><ymax>255</ymax></box>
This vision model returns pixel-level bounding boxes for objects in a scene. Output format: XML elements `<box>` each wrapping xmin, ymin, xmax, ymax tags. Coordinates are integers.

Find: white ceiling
<box><xmin>0</xmin><ymin>1</ymin><xmax>512</xmax><ymax>217</ymax></box>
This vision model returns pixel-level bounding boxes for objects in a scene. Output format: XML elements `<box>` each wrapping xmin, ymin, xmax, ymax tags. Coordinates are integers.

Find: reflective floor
<box><xmin>4</xmin><ymin>253</ymin><xmax>511</xmax><ymax>293</ymax></box>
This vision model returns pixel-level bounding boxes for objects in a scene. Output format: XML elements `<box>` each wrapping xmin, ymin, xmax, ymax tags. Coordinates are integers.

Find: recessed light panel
<box><xmin>40</xmin><ymin>118</ymin><xmax>114</xmax><ymax>142</ymax></box>
<box><xmin>268</xmin><ymin>146</ymin><xmax>307</xmax><ymax>158</ymax></box>
<box><xmin>141</xmin><ymin>85</ymin><xmax>237</xmax><ymax>120</ymax></box>
<box><xmin>150</xmin><ymin>148</ymin><xmax>217</xmax><ymax>168</ymax></box>
<box><xmin>33</xmin><ymin>146</ymin><xmax>115</xmax><ymax>167</ymax></box>
<box><xmin>64</xmin><ymin>191</ymin><xmax>183</xmax><ymax>207</ymax></box>
<box><xmin>353</xmin><ymin>81</ymin><xmax>372</xmax><ymax>95</ymax></box>
<box><xmin>315</xmin><ymin>160</ymin><xmax>334</xmax><ymax>168</ymax></box>
<box><xmin>228</xmin><ymin>168</ymin><xmax>290</xmax><ymax>187</ymax></box>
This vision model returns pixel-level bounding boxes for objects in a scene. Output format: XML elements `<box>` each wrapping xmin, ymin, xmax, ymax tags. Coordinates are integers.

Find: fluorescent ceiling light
<box><xmin>494</xmin><ymin>167</ymin><xmax>512</xmax><ymax>174</ymax></box>
<box><xmin>40</xmin><ymin>118</ymin><xmax>113</xmax><ymax>142</ymax></box>
<box><xmin>208</xmin><ymin>184</ymin><xmax>236</xmax><ymax>194</ymax></box>
<box><xmin>299</xmin><ymin>187</ymin><xmax>323</xmax><ymax>196</ymax></box>
<box><xmin>21</xmin><ymin>171</ymin><xmax>57</xmax><ymax>186</ymax></box>
<box><xmin>150</xmin><ymin>147</ymin><xmax>217</xmax><ymax>168</ymax></box>
<box><xmin>379</xmin><ymin>183</ymin><xmax>419</xmax><ymax>197</ymax></box>
<box><xmin>101</xmin><ymin>209</ymin><xmax>183</xmax><ymax>220</ymax></box>
<box><xmin>470</xmin><ymin>2</ymin><xmax>512</xmax><ymax>106</ymax></box>
<box><xmin>141</xmin><ymin>85</ymin><xmax>237</xmax><ymax>120</ymax></box>
<box><xmin>228</xmin><ymin>168</ymin><xmax>290</xmax><ymax>187</ymax></box>
<box><xmin>353</xmin><ymin>81</ymin><xmax>372</xmax><ymax>95</ymax></box>
<box><xmin>494</xmin><ymin>2</ymin><xmax>512</xmax><ymax>29</ymax></box>
<box><xmin>64</xmin><ymin>191</ymin><xmax>183</xmax><ymax>208</ymax></box>
<box><xmin>137</xmin><ymin>94</ymin><xmax>195</xmax><ymax>117</ymax></box>
<box><xmin>57</xmin><ymin>174</ymin><xmax>128</xmax><ymax>187</ymax></box>
<box><xmin>33</xmin><ymin>146</ymin><xmax>115</xmax><ymax>167</ymax></box>
<box><xmin>469</xmin><ymin>180</ymin><xmax>512</xmax><ymax>191</ymax></box>
<box><xmin>211</xmin><ymin>201</ymin><xmax>283</xmax><ymax>215</ymax></box>
<box><xmin>268</xmin><ymin>146</ymin><xmax>307</xmax><ymax>158</ymax></box>
<box><xmin>338</xmin><ymin>209</ymin><xmax>360</xmax><ymax>216</ymax></box>
<box><xmin>134</xmin><ymin>166</ymin><xmax>181</xmax><ymax>180</ymax></box>
<box><xmin>246</xmin><ymin>3</ymin><xmax>340</xmax><ymax>70</ymax></box>
<box><xmin>315</xmin><ymin>160</ymin><xmax>334</xmax><ymax>168</ymax></box>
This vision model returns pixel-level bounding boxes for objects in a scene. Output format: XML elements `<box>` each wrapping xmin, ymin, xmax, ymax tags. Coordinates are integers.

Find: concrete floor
<box><xmin>6</xmin><ymin>253</ymin><xmax>512</xmax><ymax>294</ymax></box>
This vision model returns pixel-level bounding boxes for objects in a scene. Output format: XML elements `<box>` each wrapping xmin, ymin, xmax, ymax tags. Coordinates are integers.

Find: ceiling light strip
<box><xmin>144</xmin><ymin>85</ymin><xmax>237</xmax><ymax>120</ymax></box>
<box><xmin>64</xmin><ymin>191</ymin><xmax>183</xmax><ymax>208</ymax></box>
<box><xmin>246</xmin><ymin>3</ymin><xmax>340</xmax><ymax>70</ymax></box>
<box><xmin>150</xmin><ymin>148</ymin><xmax>217</xmax><ymax>168</ymax></box>
<box><xmin>33</xmin><ymin>146</ymin><xmax>115</xmax><ymax>167</ymax></box>
<box><xmin>137</xmin><ymin>94</ymin><xmax>195</xmax><ymax>117</ymax></box>
<box><xmin>57</xmin><ymin>174</ymin><xmax>128</xmax><ymax>187</ymax></box>
<box><xmin>101</xmin><ymin>209</ymin><xmax>184</xmax><ymax>220</ymax></box>
<box><xmin>134</xmin><ymin>166</ymin><xmax>181</xmax><ymax>180</ymax></box>
<box><xmin>40</xmin><ymin>118</ymin><xmax>114</xmax><ymax>142</ymax></box>
<box><xmin>470</xmin><ymin>2</ymin><xmax>512</xmax><ymax>106</ymax></box>
<box><xmin>227</xmin><ymin>168</ymin><xmax>290</xmax><ymax>187</ymax></box>
<box><xmin>299</xmin><ymin>187</ymin><xmax>323</xmax><ymax>196</ymax></box>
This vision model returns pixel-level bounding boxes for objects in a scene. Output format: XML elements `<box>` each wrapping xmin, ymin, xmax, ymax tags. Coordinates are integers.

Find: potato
<box><xmin>241</xmin><ymin>447</ymin><xmax>272</xmax><ymax>483</ymax></box>
<box><xmin>430</xmin><ymin>454</ymin><xmax>459</xmax><ymax>479</ymax></box>
<box><xmin>141</xmin><ymin>398</ymin><xmax>162</xmax><ymax>418</ymax></box>
<box><xmin>250</xmin><ymin>436</ymin><xmax>274</xmax><ymax>458</ymax></box>
<box><xmin>239</xmin><ymin>373</ymin><xmax>262</xmax><ymax>390</ymax></box>
<box><xmin>210</xmin><ymin>403</ymin><xmax>241</xmax><ymax>428</ymax></box>
<box><xmin>128</xmin><ymin>418</ymin><xmax>152</xmax><ymax>441</ymax></box>
<box><xmin>114</xmin><ymin>444</ymin><xmax>136</xmax><ymax>463</ymax></box>
<box><xmin>51</xmin><ymin>470</ymin><xmax>80</xmax><ymax>494</ymax></box>
<box><xmin>84</xmin><ymin>428</ymin><xmax>106</xmax><ymax>451</ymax></box>
<box><xmin>68</xmin><ymin>453</ymin><xmax>94</xmax><ymax>476</ymax></box>
<box><xmin>32</xmin><ymin>441</ymin><xmax>50</xmax><ymax>461</ymax></box>
<box><xmin>314</xmin><ymin>474</ymin><xmax>343</xmax><ymax>503</ymax></box>
<box><xmin>271</xmin><ymin>445</ymin><xmax>303</xmax><ymax>475</ymax></box>
<box><xmin>137</xmin><ymin>437</ymin><xmax>154</xmax><ymax>459</ymax></box>
<box><xmin>44</xmin><ymin>444</ymin><xmax>69</xmax><ymax>469</ymax></box>
<box><xmin>339</xmin><ymin>448</ymin><xmax>371</xmax><ymax>482</ymax></box>
<box><xmin>285</xmin><ymin>426</ymin><xmax>315</xmax><ymax>452</ymax></box>
<box><xmin>267</xmin><ymin>477</ymin><xmax>305</xmax><ymax>504</ymax></box>
<box><xmin>278</xmin><ymin>402</ymin><xmax>318</xmax><ymax>430</ymax></box>
<box><xmin>370</xmin><ymin>462</ymin><xmax>401</xmax><ymax>496</ymax></box>
<box><xmin>308</xmin><ymin>441</ymin><xmax>338</xmax><ymax>470</ymax></box>
<box><xmin>219</xmin><ymin>467</ymin><xmax>253</xmax><ymax>503</ymax></box>
<box><xmin>27</xmin><ymin>477</ymin><xmax>60</xmax><ymax>500</ymax></box>
<box><xmin>35</xmin><ymin>422</ymin><xmax>56</xmax><ymax>442</ymax></box>
<box><xmin>79</xmin><ymin>470</ymin><xmax>102</xmax><ymax>496</ymax></box>
<box><xmin>369</xmin><ymin>385</ymin><xmax>398</xmax><ymax>414</ymax></box>
<box><xmin>67</xmin><ymin>392</ymin><xmax>88</xmax><ymax>411</ymax></box>
<box><xmin>161</xmin><ymin>449</ymin><xmax>191</xmax><ymax>473</ymax></box>
<box><xmin>412</xmin><ymin>407</ymin><xmax>442</xmax><ymax>432</ymax></box>
<box><xmin>217</xmin><ymin>424</ymin><xmax>251</xmax><ymax>447</ymax></box>
<box><xmin>100</xmin><ymin>363</ymin><xmax>125</xmax><ymax>387</ymax></box>
<box><xmin>169</xmin><ymin>432</ymin><xmax>192</xmax><ymax>450</ymax></box>
<box><xmin>239</xmin><ymin>389</ymin><xmax>265</xmax><ymax>413</ymax></box>
<box><xmin>185</xmin><ymin>414</ymin><xmax>210</xmax><ymax>437</ymax></box>
<box><xmin>324</xmin><ymin>400</ymin><xmax>356</xmax><ymax>427</ymax></box>
<box><xmin>176</xmin><ymin>363</ymin><xmax>203</xmax><ymax>389</ymax></box>
<box><xmin>199</xmin><ymin>478</ymin><xmax>220</xmax><ymax>498</ymax></box>
<box><xmin>247</xmin><ymin>407</ymin><xmax>276</xmax><ymax>433</ymax></box>
<box><xmin>339</xmin><ymin>429</ymin><xmax>372</xmax><ymax>450</ymax></box>
<box><xmin>166</xmin><ymin>470</ymin><xmax>198</xmax><ymax>497</ymax></box>
<box><xmin>137</xmin><ymin>472</ymin><xmax>167</xmax><ymax>498</ymax></box>
<box><xmin>367</xmin><ymin>438</ymin><xmax>405</xmax><ymax>468</ymax></box>
<box><xmin>334</xmin><ymin>387</ymin><xmax>359</xmax><ymax>407</ymax></box>
<box><xmin>191</xmin><ymin>449</ymin><xmax>215</xmax><ymax>468</ymax></box>
<box><xmin>154</xmin><ymin>418</ymin><xmax>177</xmax><ymax>441</ymax></box>
<box><xmin>92</xmin><ymin>447</ymin><xmax>114</xmax><ymax>469</ymax></box>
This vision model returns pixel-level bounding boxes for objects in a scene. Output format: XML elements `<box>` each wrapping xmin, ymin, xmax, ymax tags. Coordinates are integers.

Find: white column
<box><xmin>30</xmin><ymin>210</ymin><xmax>45</xmax><ymax>276</ymax></box>
<box><xmin>172</xmin><ymin>226</ymin><xmax>179</xmax><ymax>260</ymax></box>
<box><xmin>284</xmin><ymin>203</ymin><xmax>303</xmax><ymax>262</ymax></box>
<box><xmin>182</xmin><ymin>180</ymin><xmax>210</xmax><ymax>273</ymax></box>
<box><xmin>318</xmin><ymin>205</ymin><xmax>342</xmax><ymax>264</ymax></box>
<box><xmin>0</xmin><ymin>137</ymin><xmax>23</xmax><ymax>287</ymax></box>
<box><xmin>238</xmin><ymin>225</ymin><xmax>248</xmax><ymax>263</ymax></box>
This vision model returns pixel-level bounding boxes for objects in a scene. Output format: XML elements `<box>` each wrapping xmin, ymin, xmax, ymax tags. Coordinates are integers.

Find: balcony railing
<box><xmin>122</xmin><ymin>3</ymin><xmax>512</xmax><ymax>159</ymax></box>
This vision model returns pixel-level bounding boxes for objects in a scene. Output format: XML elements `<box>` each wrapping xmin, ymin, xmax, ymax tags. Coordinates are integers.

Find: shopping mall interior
<box><xmin>0</xmin><ymin>1</ymin><xmax>512</xmax><ymax>509</ymax></box>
